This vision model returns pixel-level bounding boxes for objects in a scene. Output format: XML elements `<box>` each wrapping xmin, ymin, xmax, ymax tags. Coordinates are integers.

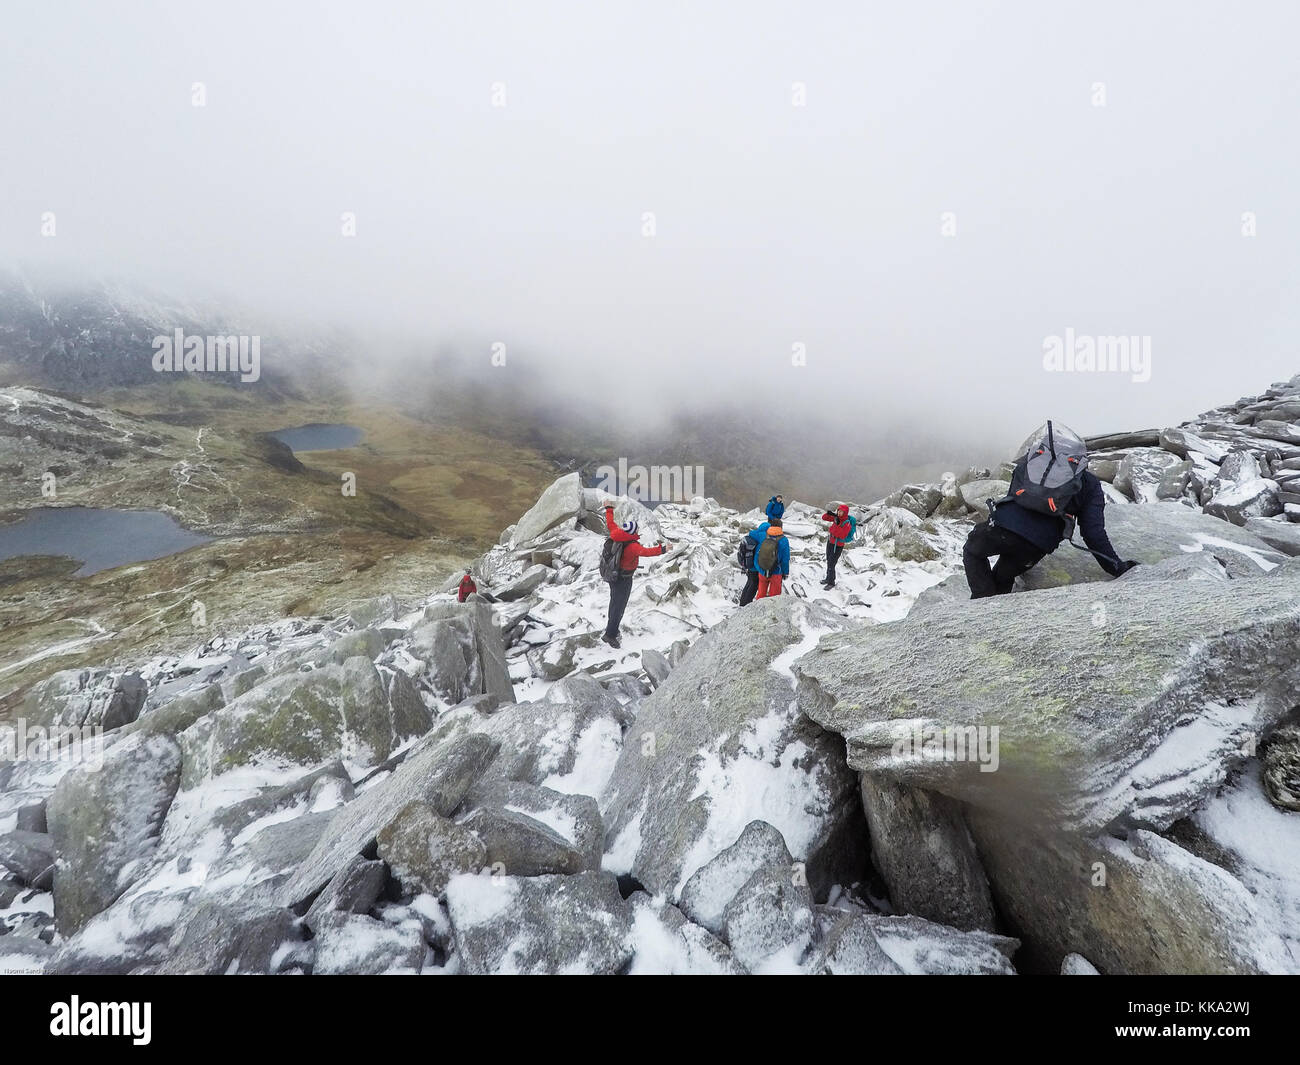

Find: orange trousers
<box><xmin>756</xmin><ymin>573</ymin><xmax>783</xmax><ymax>598</ymax></box>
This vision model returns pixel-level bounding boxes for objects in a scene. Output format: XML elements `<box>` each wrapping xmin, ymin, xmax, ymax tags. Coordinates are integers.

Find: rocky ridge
<box><xmin>4</xmin><ymin>376</ymin><xmax>1300</xmax><ymax>974</ymax></box>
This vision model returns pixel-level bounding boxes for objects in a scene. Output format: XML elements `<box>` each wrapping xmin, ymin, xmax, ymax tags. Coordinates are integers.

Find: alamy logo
<box><xmin>1042</xmin><ymin>328</ymin><xmax>1151</xmax><ymax>383</ymax></box>
<box><xmin>0</xmin><ymin>720</ymin><xmax>105</xmax><ymax>771</ymax></box>
<box><xmin>50</xmin><ymin>997</ymin><xmax>151</xmax><ymax>1045</ymax></box>
<box><xmin>593</xmin><ymin>458</ymin><xmax>704</xmax><ymax>503</ymax></box>
<box><xmin>152</xmin><ymin>329</ymin><xmax>261</xmax><ymax>382</ymax></box>
<box><xmin>891</xmin><ymin>724</ymin><xmax>1000</xmax><ymax>773</ymax></box>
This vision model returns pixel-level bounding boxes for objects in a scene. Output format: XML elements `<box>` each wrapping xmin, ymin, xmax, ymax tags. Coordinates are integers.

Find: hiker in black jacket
<box><xmin>963</xmin><ymin>471</ymin><xmax>1136</xmax><ymax>597</ymax></box>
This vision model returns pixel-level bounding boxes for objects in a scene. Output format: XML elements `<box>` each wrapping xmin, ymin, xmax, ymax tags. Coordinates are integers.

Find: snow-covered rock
<box><xmin>601</xmin><ymin>597</ymin><xmax>868</xmax><ymax>902</ymax></box>
<box><xmin>444</xmin><ymin>870</ymin><xmax>633</xmax><ymax>975</ymax></box>
<box><xmin>1114</xmin><ymin>447</ymin><xmax>1191</xmax><ymax>503</ymax></box>
<box><xmin>1017</xmin><ymin>501</ymin><xmax>1284</xmax><ymax>589</ymax></box>
<box><xmin>795</xmin><ymin>567</ymin><xmax>1300</xmax><ymax>835</ymax></box>
<box><xmin>47</xmin><ymin>732</ymin><xmax>182</xmax><ymax>935</ymax></box>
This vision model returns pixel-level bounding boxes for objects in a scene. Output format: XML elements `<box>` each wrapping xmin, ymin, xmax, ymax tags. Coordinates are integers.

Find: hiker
<box><xmin>737</xmin><ymin>523</ymin><xmax>762</xmax><ymax>607</ymax></box>
<box><xmin>457</xmin><ymin>570</ymin><xmax>477</xmax><ymax>603</ymax></box>
<box><xmin>600</xmin><ymin>503</ymin><xmax>671</xmax><ymax>648</ymax></box>
<box><xmin>963</xmin><ymin>421</ymin><xmax>1137</xmax><ymax>598</ymax></box>
<box><xmin>754</xmin><ymin>517</ymin><xmax>790</xmax><ymax>598</ymax></box>
<box><xmin>737</xmin><ymin>515</ymin><xmax>786</xmax><ymax>605</ymax></box>
<box><xmin>818</xmin><ymin>504</ymin><xmax>856</xmax><ymax>588</ymax></box>
<box><xmin>765</xmin><ymin>494</ymin><xmax>785</xmax><ymax>522</ymax></box>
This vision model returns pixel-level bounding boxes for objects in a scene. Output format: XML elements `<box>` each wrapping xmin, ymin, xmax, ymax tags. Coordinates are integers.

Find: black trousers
<box><xmin>739</xmin><ymin>571</ymin><xmax>760</xmax><ymax>606</ymax></box>
<box><xmin>825</xmin><ymin>543</ymin><xmax>844</xmax><ymax>584</ymax></box>
<box><xmin>963</xmin><ymin>521</ymin><xmax>1046</xmax><ymax>598</ymax></box>
<box><xmin>606</xmin><ymin>574</ymin><xmax>634</xmax><ymax>637</ymax></box>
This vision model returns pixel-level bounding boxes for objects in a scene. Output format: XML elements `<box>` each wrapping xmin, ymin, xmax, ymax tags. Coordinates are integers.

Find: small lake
<box><xmin>0</xmin><ymin>507</ymin><xmax>213</xmax><ymax>577</ymax></box>
<box><xmin>269</xmin><ymin>423</ymin><xmax>364</xmax><ymax>452</ymax></box>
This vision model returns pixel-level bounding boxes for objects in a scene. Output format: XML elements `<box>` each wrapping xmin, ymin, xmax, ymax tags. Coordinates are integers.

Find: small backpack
<box><xmin>756</xmin><ymin>534</ymin><xmax>781</xmax><ymax>574</ymax></box>
<box><xmin>736</xmin><ymin>535</ymin><xmax>757</xmax><ymax>570</ymax></box>
<box><xmin>599</xmin><ymin>537</ymin><xmax>627</xmax><ymax>583</ymax></box>
<box><xmin>1000</xmin><ymin>420</ymin><xmax>1090</xmax><ymax>517</ymax></box>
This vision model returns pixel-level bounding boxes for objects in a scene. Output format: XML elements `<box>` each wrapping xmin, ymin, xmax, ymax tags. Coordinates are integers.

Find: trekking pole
<box><xmin>1065</xmin><ymin>532</ymin><xmax>1124</xmax><ymax>570</ymax></box>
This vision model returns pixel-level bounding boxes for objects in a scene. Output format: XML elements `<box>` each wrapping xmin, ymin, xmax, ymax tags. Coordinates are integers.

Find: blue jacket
<box><xmin>749</xmin><ymin>522</ymin><xmax>791</xmax><ymax>576</ymax></box>
<box><xmin>992</xmin><ymin>471</ymin><xmax>1123</xmax><ymax>574</ymax></box>
<box><xmin>765</xmin><ymin>497</ymin><xmax>785</xmax><ymax>522</ymax></box>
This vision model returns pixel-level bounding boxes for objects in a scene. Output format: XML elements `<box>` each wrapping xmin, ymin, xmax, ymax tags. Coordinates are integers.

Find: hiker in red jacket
<box><xmin>457</xmin><ymin>571</ymin><xmax>477</xmax><ymax>603</ymax></box>
<box><xmin>602</xmin><ymin>504</ymin><xmax>671</xmax><ymax>649</ymax></box>
<box><xmin>819</xmin><ymin>504</ymin><xmax>857</xmax><ymax>589</ymax></box>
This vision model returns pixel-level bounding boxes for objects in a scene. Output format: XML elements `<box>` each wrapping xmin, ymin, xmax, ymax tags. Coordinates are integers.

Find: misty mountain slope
<box><xmin>5</xmin><ymin>368</ymin><xmax>1300</xmax><ymax>973</ymax></box>
<box><xmin>0</xmin><ymin>270</ymin><xmax>244</xmax><ymax>390</ymax></box>
<box><xmin>0</xmin><ymin>272</ymin><xmax>981</xmax><ymax>509</ymax></box>
<box><xmin>387</xmin><ymin>350</ymin><xmax>987</xmax><ymax>508</ymax></box>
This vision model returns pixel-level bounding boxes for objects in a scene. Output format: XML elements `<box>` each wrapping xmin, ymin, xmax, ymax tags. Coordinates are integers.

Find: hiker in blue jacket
<box><xmin>754</xmin><ymin>518</ymin><xmax>791</xmax><ymax>598</ymax></box>
<box><xmin>739</xmin><ymin>517</ymin><xmax>790</xmax><ymax>605</ymax></box>
<box><xmin>964</xmin><ymin>471</ymin><xmax>1135</xmax><ymax>597</ymax></box>
<box><xmin>765</xmin><ymin>495</ymin><xmax>785</xmax><ymax>522</ymax></box>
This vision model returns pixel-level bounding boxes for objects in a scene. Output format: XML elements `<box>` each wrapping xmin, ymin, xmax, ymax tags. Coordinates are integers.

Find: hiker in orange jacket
<box><xmin>602</xmin><ymin>504</ymin><xmax>671</xmax><ymax>648</ymax></box>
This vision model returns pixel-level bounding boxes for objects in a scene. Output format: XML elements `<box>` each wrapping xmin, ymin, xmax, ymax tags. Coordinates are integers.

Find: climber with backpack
<box><xmin>599</xmin><ymin>503</ymin><xmax>671</xmax><ymax>648</ymax></box>
<box><xmin>736</xmin><ymin>522</ymin><xmax>763</xmax><ymax>606</ymax></box>
<box><xmin>963</xmin><ymin>420</ymin><xmax>1138</xmax><ymax>598</ymax></box>
<box><xmin>765</xmin><ymin>494</ymin><xmax>785</xmax><ymax>523</ymax></box>
<box><xmin>754</xmin><ymin>517</ymin><xmax>791</xmax><ymax>599</ymax></box>
<box><xmin>818</xmin><ymin>504</ymin><xmax>856</xmax><ymax>589</ymax></box>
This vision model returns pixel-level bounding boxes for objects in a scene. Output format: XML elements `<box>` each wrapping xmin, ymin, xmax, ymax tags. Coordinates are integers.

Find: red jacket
<box><xmin>457</xmin><ymin>575</ymin><xmax>477</xmax><ymax>602</ymax></box>
<box><xmin>821</xmin><ymin>508</ymin><xmax>853</xmax><ymax>546</ymax></box>
<box><xmin>605</xmin><ymin>507</ymin><xmax>666</xmax><ymax>571</ymax></box>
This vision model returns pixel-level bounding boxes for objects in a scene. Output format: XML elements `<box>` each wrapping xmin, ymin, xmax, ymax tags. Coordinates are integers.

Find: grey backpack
<box><xmin>599</xmin><ymin>537</ymin><xmax>627</xmax><ymax>582</ymax></box>
<box><xmin>1001</xmin><ymin>421</ymin><xmax>1089</xmax><ymax>517</ymax></box>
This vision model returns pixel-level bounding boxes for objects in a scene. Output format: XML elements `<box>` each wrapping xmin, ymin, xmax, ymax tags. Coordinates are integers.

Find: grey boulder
<box><xmin>277</xmin><ymin>728</ymin><xmax>498</xmax><ymax>908</ymax></box>
<box><xmin>461</xmin><ymin>778</ymin><xmax>603</xmax><ymax>871</ymax></box>
<box><xmin>969</xmin><ymin>814</ymin><xmax>1289</xmax><ymax>974</ymax></box>
<box><xmin>721</xmin><ymin>862</ymin><xmax>816</xmax><ymax>973</ymax></box>
<box><xmin>303</xmin><ymin>855</ymin><xmax>388</xmax><ymax>930</ymax></box>
<box><xmin>376</xmin><ymin>802</ymin><xmax>487</xmax><ymax>897</ymax></box>
<box><xmin>406</xmin><ymin>599</ymin><xmax>516</xmax><ymax>705</ymax></box>
<box><xmin>47</xmin><ymin>731</ymin><xmax>182</xmax><ymax>934</ymax></box>
<box><xmin>311</xmin><ymin>912</ymin><xmax>426</xmax><ymax>975</ymax></box>
<box><xmin>445</xmin><ymin>869</ymin><xmax>633</xmax><ymax>975</ymax></box>
<box><xmin>22</xmin><ymin>669</ymin><xmax>147</xmax><ymax>731</ymax></box>
<box><xmin>857</xmin><ymin>776</ymin><xmax>996</xmax><ymax>932</ymax></box>
<box><xmin>0</xmin><ymin>830</ymin><xmax>55</xmax><ymax>887</ymax></box>
<box><xmin>1018</xmin><ymin>502</ymin><xmax>1284</xmax><ymax>589</ymax></box>
<box><xmin>679</xmin><ymin>820</ymin><xmax>793</xmax><ymax>937</ymax></box>
<box><xmin>794</xmin><ymin>570</ymin><xmax>1300</xmax><ymax>834</ymax></box>
<box><xmin>157</xmin><ymin>898</ymin><xmax>300</xmax><ymax>975</ymax></box>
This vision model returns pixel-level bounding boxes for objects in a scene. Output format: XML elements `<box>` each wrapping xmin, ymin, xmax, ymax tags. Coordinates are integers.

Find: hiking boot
<box><xmin>601</xmin><ymin>633</ymin><xmax>622</xmax><ymax>650</ymax></box>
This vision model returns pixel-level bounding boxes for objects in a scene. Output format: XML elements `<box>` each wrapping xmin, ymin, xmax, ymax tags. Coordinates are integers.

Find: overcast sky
<box><xmin>2</xmin><ymin>0</ymin><xmax>1298</xmax><ymax>447</ymax></box>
